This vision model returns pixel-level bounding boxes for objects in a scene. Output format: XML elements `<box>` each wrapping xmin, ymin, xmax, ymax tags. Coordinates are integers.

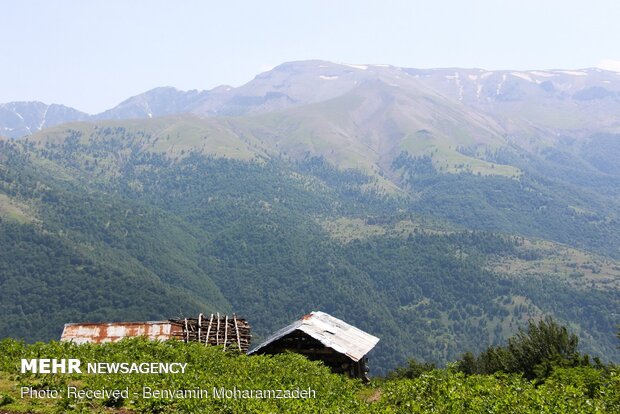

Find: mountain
<box><xmin>4</xmin><ymin>60</ymin><xmax>620</xmax><ymax>141</ymax></box>
<box><xmin>403</xmin><ymin>67</ymin><xmax>620</xmax><ymax>144</ymax></box>
<box><xmin>231</xmin><ymin>74</ymin><xmax>516</xmax><ymax>177</ymax></box>
<box><xmin>94</xmin><ymin>87</ymin><xmax>204</xmax><ymax>120</ymax></box>
<box><xmin>1</xmin><ymin>61</ymin><xmax>619</xmax><ymax>373</ymax></box>
<box><xmin>0</xmin><ymin>101</ymin><xmax>88</xmax><ymax>138</ymax></box>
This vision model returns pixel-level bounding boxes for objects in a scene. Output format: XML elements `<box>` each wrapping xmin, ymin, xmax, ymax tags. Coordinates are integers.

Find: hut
<box><xmin>248</xmin><ymin>311</ymin><xmax>379</xmax><ymax>381</ymax></box>
<box><xmin>60</xmin><ymin>321</ymin><xmax>179</xmax><ymax>344</ymax></box>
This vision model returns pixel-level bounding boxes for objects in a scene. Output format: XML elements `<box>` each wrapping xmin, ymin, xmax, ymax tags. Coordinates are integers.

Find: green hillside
<box><xmin>1</xmin><ymin>123</ymin><xmax>619</xmax><ymax>374</ymax></box>
<box><xmin>0</xmin><ymin>141</ymin><xmax>232</xmax><ymax>341</ymax></box>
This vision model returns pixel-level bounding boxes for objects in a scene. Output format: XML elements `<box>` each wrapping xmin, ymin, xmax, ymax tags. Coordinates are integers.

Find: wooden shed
<box><xmin>60</xmin><ymin>313</ymin><xmax>251</xmax><ymax>352</ymax></box>
<box><xmin>248</xmin><ymin>311</ymin><xmax>379</xmax><ymax>381</ymax></box>
<box><xmin>60</xmin><ymin>321</ymin><xmax>179</xmax><ymax>344</ymax></box>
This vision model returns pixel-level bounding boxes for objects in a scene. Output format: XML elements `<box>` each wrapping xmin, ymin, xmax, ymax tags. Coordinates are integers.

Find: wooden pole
<box><xmin>223</xmin><ymin>315</ymin><xmax>228</xmax><ymax>351</ymax></box>
<box><xmin>197</xmin><ymin>313</ymin><xmax>203</xmax><ymax>344</ymax></box>
<box><xmin>234</xmin><ymin>314</ymin><xmax>242</xmax><ymax>351</ymax></box>
<box><xmin>205</xmin><ymin>314</ymin><xmax>213</xmax><ymax>347</ymax></box>
<box><xmin>184</xmin><ymin>318</ymin><xmax>189</xmax><ymax>343</ymax></box>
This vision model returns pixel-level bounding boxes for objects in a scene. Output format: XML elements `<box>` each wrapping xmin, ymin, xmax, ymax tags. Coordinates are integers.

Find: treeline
<box><xmin>390</xmin><ymin>318</ymin><xmax>616</xmax><ymax>385</ymax></box>
<box><xmin>455</xmin><ymin>318</ymin><xmax>605</xmax><ymax>380</ymax></box>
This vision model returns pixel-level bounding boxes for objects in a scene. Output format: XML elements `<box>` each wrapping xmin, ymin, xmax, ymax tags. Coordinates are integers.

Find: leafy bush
<box><xmin>387</xmin><ymin>358</ymin><xmax>436</xmax><ymax>379</ymax></box>
<box><xmin>377</xmin><ymin>369</ymin><xmax>620</xmax><ymax>413</ymax></box>
<box><xmin>457</xmin><ymin>318</ymin><xmax>606</xmax><ymax>381</ymax></box>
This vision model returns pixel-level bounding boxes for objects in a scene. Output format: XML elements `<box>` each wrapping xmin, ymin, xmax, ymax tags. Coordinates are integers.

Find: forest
<box><xmin>0</xmin><ymin>130</ymin><xmax>619</xmax><ymax>375</ymax></box>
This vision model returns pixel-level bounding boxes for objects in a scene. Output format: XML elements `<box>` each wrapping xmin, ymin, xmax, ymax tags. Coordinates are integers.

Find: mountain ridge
<box><xmin>3</xmin><ymin>60</ymin><xmax>620</xmax><ymax>140</ymax></box>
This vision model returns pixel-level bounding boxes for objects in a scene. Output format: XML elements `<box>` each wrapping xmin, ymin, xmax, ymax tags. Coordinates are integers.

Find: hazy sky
<box><xmin>2</xmin><ymin>0</ymin><xmax>619</xmax><ymax>113</ymax></box>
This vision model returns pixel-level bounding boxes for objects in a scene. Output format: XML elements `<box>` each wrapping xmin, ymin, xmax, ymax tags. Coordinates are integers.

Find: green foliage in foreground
<box><xmin>1</xmin><ymin>338</ymin><xmax>619</xmax><ymax>413</ymax></box>
<box><xmin>456</xmin><ymin>318</ymin><xmax>604</xmax><ymax>380</ymax></box>
<box><xmin>0</xmin><ymin>338</ymin><xmax>364</xmax><ymax>413</ymax></box>
<box><xmin>379</xmin><ymin>369</ymin><xmax>619</xmax><ymax>413</ymax></box>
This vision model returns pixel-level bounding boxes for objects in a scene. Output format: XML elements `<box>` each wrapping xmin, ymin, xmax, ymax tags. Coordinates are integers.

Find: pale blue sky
<box><xmin>2</xmin><ymin>0</ymin><xmax>619</xmax><ymax>113</ymax></box>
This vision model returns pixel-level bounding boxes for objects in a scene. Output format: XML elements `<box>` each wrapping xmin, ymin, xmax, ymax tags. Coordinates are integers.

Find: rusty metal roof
<box><xmin>248</xmin><ymin>311</ymin><xmax>379</xmax><ymax>362</ymax></box>
<box><xmin>60</xmin><ymin>321</ymin><xmax>181</xmax><ymax>344</ymax></box>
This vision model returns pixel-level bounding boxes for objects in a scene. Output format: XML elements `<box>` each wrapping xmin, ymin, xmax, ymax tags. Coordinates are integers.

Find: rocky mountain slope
<box><xmin>4</xmin><ymin>60</ymin><xmax>620</xmax><ymax>141</ymax></box>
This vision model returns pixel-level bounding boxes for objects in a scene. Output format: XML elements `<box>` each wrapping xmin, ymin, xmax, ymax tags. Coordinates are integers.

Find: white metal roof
<box><xmin>248</xmin><ymin>311</ymin><xmax>379</xmax><ymax>362</ymax></box>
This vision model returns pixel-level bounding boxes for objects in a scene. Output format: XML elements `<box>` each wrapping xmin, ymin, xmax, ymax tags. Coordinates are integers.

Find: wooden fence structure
<box><xmin>169</xmin><ymin>313</ymin><xmax>251</xmax><ymax>352</ymax></box>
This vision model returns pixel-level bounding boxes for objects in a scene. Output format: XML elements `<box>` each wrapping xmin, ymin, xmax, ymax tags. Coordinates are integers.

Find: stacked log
<box><xmin>169</xmin><ymin>313</ymin><xmax>251</xmax><ymax>352</ymax></box>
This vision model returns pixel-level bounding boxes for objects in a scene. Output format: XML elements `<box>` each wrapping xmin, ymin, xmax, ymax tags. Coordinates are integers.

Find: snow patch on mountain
<box><xmin>597</xmin><ymin>59</ymin><xmax>620</xmax><ymax>73</ymax></box>
<box><xmin>38</xmin><ymin>105</ymin><xmax>49</xmax><ymax>130</ymax></box>
<box><xmin>455</xmin><ymin>72</ymin><xmax>464</xmax><ymax>101</ymax></box>
<box><xmin>530</xmin><ymin>71</ymin><xmax>556</xmax><ymax>77</ymax></box>
<box><xmin>510</xmin><ymin>72</ymin><xmax>534</xmax><ymax>82</ymax></box>
<box><xmin>343</xmin><ymin>64</ymin><xmax>368</xmax><ymax>70</ymax></box>
<box><xmin>444</xmin><ymin>73</ymin><xmax>464</xmax><ymax>100</ymax></box>
<box><xmin>556</xmin><ymin>70</ymin><xmax>588</xmax><ymax>76</ymax></box>
<box><xmin>496</xmin><ymin>74</ymin><xmax>507</xmax><ymax>95</ymax></box>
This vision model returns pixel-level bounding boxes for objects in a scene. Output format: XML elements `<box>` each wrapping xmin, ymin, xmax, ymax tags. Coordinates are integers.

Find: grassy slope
<box><xmin>236</xmin><ymin>80</ymin><xmax>520</xmax><ymax>180</ymax></box>
<box><xmin>0</xmin><ymin>193</ymin><xmax>34</xmax><ymax>223</ymax></box>
<box><xmin>0</xmin><ymin>339</ymin><xmax>618</xmax><ymax>413</ymax></box>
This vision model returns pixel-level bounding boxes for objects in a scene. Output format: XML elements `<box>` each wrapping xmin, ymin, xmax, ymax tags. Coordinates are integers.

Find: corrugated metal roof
<box><xmin>60</xmin><ymin>321</ymin><xmax>180</xmax><ymax>344</ymax></box>
<box><xmin>248</xmin><ymin>311</ymin><xmax>379</xmax><ymax>362</ymax></box>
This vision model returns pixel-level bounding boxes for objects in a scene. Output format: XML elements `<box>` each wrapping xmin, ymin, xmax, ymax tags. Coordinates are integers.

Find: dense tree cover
<box><xmin>0</xmin><ymin>338</ymin><xmax>618</xmax><ymax>413</ymax></box>
<box><xmin>513</xmin><ymin>276</ymin><xmax>619</xmax><ymax>361</ymax></box>
<box><xmin>0</xmin><ymin>221</ymin><xmax>221</xmax><ymax>342</ymax></box>
<box><xmin>342</xmin><ymin>234</ymin><xmax>618</xmax><ymax>367</ymax></box>
<box><xmin>393</xmin><ymin>152</ymin><xmax>620</xmax><ymax>258</ymax></box>
<box><xmin>0</xmin><ymin>143</ymin><xmax>231</xmax><ymax>341</ymax></box>
<box><xmin>580</xmin><ymin>134</ymin><xmax>620</xmax><ymax>177</ymax></box>
<box><xmin>1</xmin><ymin>131</ymin><xmax>619</xmax><ymax>376</ymax></box>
